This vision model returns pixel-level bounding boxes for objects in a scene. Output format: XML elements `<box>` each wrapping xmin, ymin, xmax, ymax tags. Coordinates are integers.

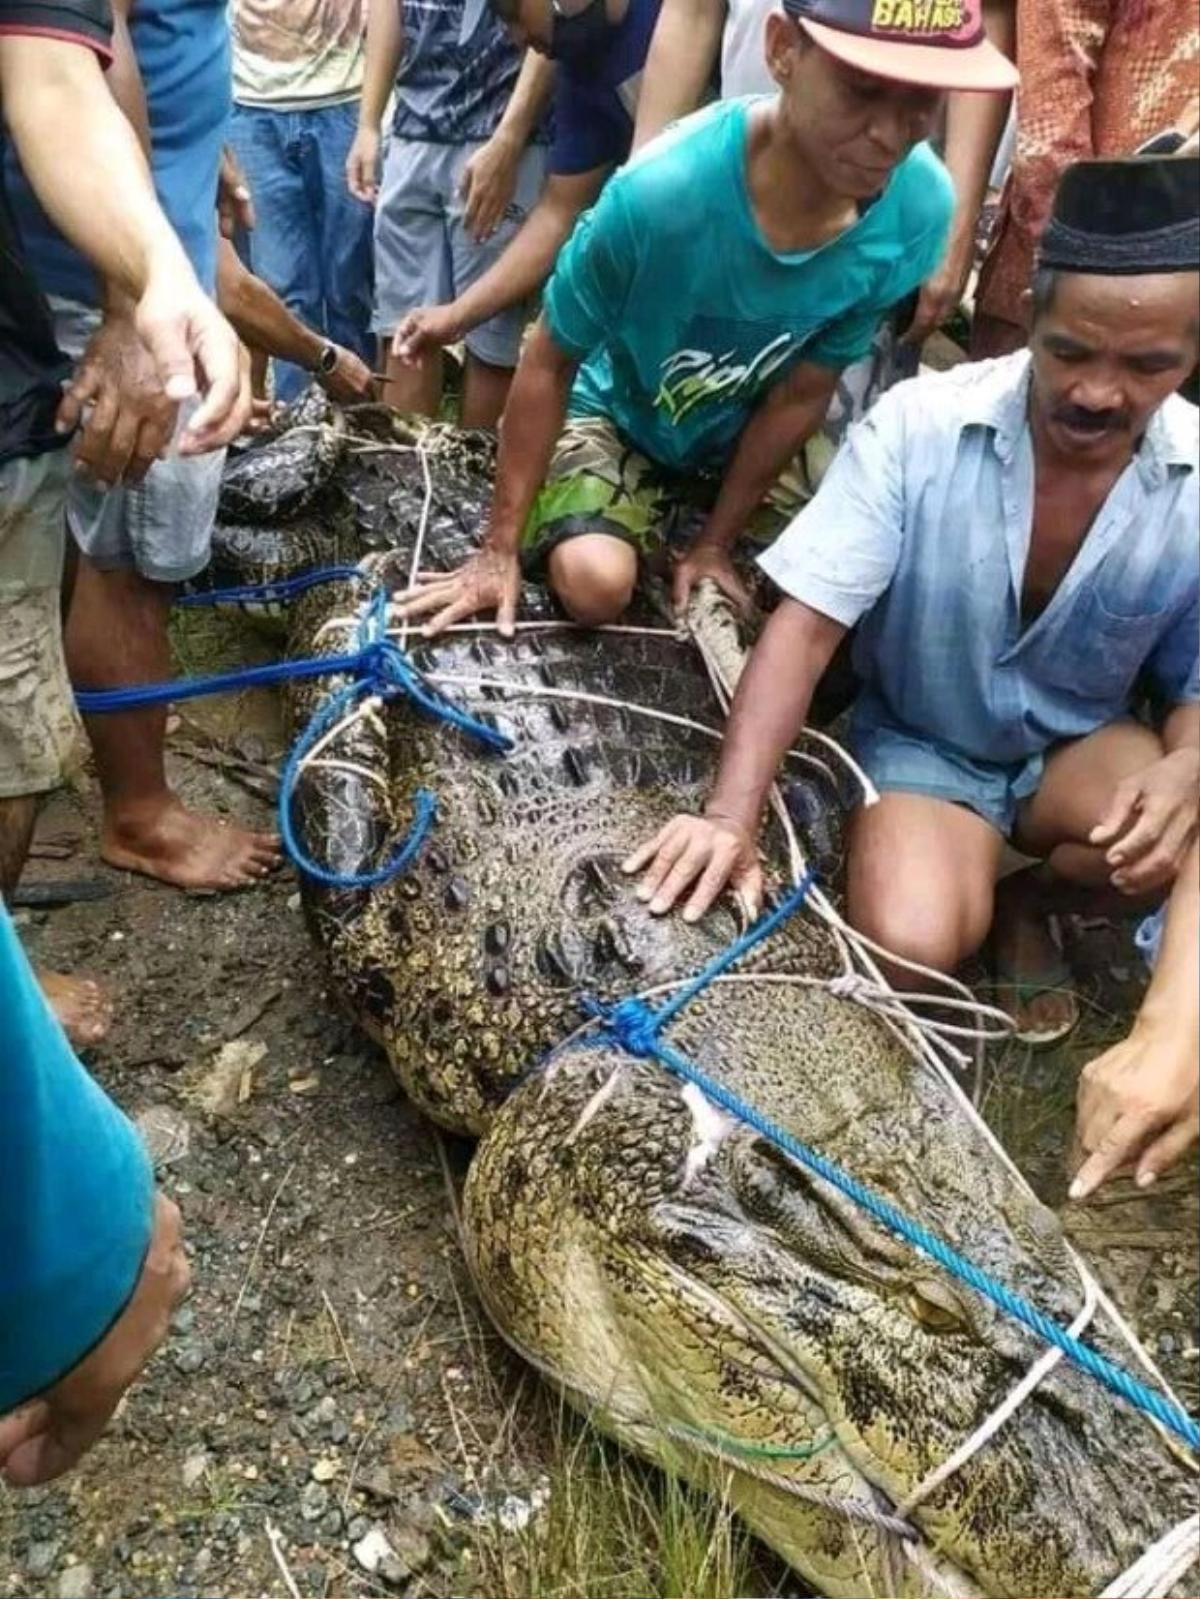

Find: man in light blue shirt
<box><xmin>626</xmin><ymin>155</ymin><xmax>1199</xmax><ymax>1060</ymax></box>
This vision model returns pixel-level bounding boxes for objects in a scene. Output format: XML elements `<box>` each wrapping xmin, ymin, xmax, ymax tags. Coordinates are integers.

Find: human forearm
<box><xmin>1162</xmin><ymin>702</ymin><xmax>1200</xmax><ymax>761</ymax></box>
<box><xmin>494</xmin><ymin>51</ymin><xmax>555</xmax><ymax>147</ymax></box>
<box><xmin>0</xmin><ymin>37</ymin><xmax>189</xmax><ymax>301</ymax></box>
<box><xmin>707</xmin><ymin>600</ymin><xmax>846</xmax><ymax>832</ymax></box>
<box><xmin>632</xmin><ymin>0</ymin><xmax>723</xmax><ymax>150</ymax></box>
<box><xmin>452</xmin><ymin>191</ymin><xmax>587</xmax><ymax>335</ymax></box>
<box><xmin>217</xmin><ymin>241</ymin><xmax>322</xmax><ymax>368</ymax></box>
<box><xmin>485</xmin><ymin>320</ymin><xmax>577</xmax><ymax>554</ymax></box>
<box><xmin>1138</xmin><ymin>842</ymin><xmax>1199</xmax><ymax>1035</ymax></box>
<box><xmin>700</xmin><ymin>374</ymin><xmax>837</xmax><ymax>553</ymax></box>
<box><xmin>359</xmin><ymin>0</ymin><xmax>402</xmax><ymax>128</ymax></box>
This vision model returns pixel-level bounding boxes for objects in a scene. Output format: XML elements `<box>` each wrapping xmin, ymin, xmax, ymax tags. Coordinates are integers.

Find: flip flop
<box><xmin>987</xmin><ymin>964</ymin><xmax>1081</xmax><ymax>1050</ymax></box>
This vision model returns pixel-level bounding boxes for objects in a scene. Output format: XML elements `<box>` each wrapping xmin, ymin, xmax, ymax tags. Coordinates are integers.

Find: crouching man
<box><xmin>626</xmin><ymin>156</ymin><xmax>1200</xmax><ymax>1071</ymax></box>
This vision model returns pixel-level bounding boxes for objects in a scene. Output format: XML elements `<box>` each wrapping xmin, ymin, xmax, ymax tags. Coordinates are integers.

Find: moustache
<box><xmin>1052</xmin><ymin>404</ymin><xmax>1131</xmax><ymax>435</ymax></box>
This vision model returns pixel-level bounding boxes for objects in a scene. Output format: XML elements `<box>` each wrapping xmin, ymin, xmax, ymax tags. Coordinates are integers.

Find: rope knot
<box><xmin>828</xmin><ymin>973</ymin><xmax>881</xmax><ymax>1004</ymax></box>
<box><xmin>582</xmin><ymin>995</ymin><xmax>664</xmax><ymax>1059</ymax></box>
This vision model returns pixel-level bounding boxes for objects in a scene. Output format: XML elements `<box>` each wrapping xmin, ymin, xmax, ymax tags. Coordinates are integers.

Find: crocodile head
<box><xmin>465</xmin><ymin>976</ymin><xmax>1198</xmax><ymax>1598</ymax></box>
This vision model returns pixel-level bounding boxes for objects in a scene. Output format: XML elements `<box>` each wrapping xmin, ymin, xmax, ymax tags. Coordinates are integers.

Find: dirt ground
<box><xmin>1</xmin><ymin>634</ymin><xmax>1196</xmax><ymax>1599</ymax></box>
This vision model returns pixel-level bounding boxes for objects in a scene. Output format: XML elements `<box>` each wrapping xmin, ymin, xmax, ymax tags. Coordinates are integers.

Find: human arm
<box><xmin>672</xmin><ymin>361</ymin><xmax>840</xmax><ymax>614</ymax></box>
<box><xmin>217</xmin><ymin>145</ymin><xmax>255</xmax><ymax>239</ymax></box>
<box><xmin>624</xmin><ymin>599</ymin><xmax>847</xmax><ymax>920</ymax></box>
<box><xmin>394</xmin><ymin>317</ymin><xmax>578</xmax><ymax>635</ymax></box>
<box><xmin>632</xmin><ymin>0</ymin><xmax>725</xmax><ymax>151</ymax></box>
<box><xmin>216</xmin><ymin>239</ymin><xmax>376</xmax><ymax>403</ymax></box>
<box><xmin>394</xmin><ymin>167</ymin><xmax>608</xmax><ymax>359</ymax></box>
<box><xmin>0</xmin><ymin>906</ymin><xmax>189</xmax><ymax>1486</ymax></box>
<box><xmin>1090</xmin><ymin>702</ymin><xmax>1200</xmax><ymax>895</ymax></box>
<box><xmin>460</xmin><ymin>51</ymin><xmax>555</xmax><ymax>242</ymax></box>
<box><xmin>902</xmin><ymin>0</ymin><xmax>1016</xmax><ymax>345</ymax></box>
<box><xmin>0</xmin><ymin>33</ymin><xmax>248</xmax><ymax>449</ymax></box>
<box><xmin>346</xmin><ymin>0</ymin><xmax>403</xmax><ymax>202</ymax></box>
<box><xmin>1069</xmin><ymin>841</ymin><xmax>1199</xmax><ymax>1200</ymax></box>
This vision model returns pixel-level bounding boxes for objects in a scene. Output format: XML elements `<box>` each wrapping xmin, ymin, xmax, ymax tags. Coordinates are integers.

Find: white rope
<box><xmin>301</xmin><ymin>758</ymin><xmax>390</xmax><ymax>792</ymax></box>
<box><xmin>1099</xmin><ymin>1514</ymin><xmax>1200</xmax><ymax>1598</ymax></box>
<box><xmin>897</xmin><ymin>1267</ymin><xmax>1099</xmax><ymax>1519</ymax></box>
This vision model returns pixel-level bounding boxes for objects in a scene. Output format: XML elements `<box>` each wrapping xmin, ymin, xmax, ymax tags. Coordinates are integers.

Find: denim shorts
<box><xmin>850</xmin><ymin>705</ymin><xmax>1045</xmax><ymax>836</ymax></box>
<box><xmin>373</xmin><ymin>137</ymin><xmax>547</xmax><ymax>368</ymax></box>
<box><xmin>49</xmin><ymin>298</ymin><xmax>224</xmax><ymax>584</ymax></box>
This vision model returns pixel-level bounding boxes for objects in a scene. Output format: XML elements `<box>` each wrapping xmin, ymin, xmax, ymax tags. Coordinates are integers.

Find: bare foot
<box><xmin>102</xmin><ymin>797</ymin><xmax>282</xmax><ymax>891</ymax></box>
<box><xmin>39</xmin><ymin>969</ymin><xmax>114</xmax><ymax>1048</ymax></box>
<box><xmin>990</xmin><ymin>872</ymin><xmax>1079</xmax><ymax>1047</ymax></box>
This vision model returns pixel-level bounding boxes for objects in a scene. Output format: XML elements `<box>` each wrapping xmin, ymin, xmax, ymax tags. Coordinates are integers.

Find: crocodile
<box><xmin>271</xmin><ymin>418</ymin><xmax>1197</xmax><ymax>1598</ymax></box>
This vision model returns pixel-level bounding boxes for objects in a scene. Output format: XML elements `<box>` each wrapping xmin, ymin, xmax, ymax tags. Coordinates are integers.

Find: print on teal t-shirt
<box><xmin>543</xmin><ymin>97</ymin><xmax>955</xmax><ymax>473</ymax></box>
<box><xmin>0</xmin><ymin>904</ymin><xmax>154</xmax><ymax>1413</ymax></box>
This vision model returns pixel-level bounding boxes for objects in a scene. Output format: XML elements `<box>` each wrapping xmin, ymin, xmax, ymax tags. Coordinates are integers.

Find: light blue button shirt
<box><xmin>760</xmin><ymin>353</ymin><xmax>1199</xmax><ymax>781</ymax></box>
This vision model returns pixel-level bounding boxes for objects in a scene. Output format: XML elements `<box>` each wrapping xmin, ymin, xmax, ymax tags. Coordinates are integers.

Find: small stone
<box><xmin>181</xmin><ymin>1450</ymin><xmax>210</xmax><ymax>1489</ymax></box>
<box><xmin>192</xmin><ymin>1548</ymin><xmax>213</xmax><ymax>1578</ymax></box>
<box><xmin>26</xmin><ymin>1542</ymin><xmax>60</xmax><ymax>1580</ymax></box>
<box><xmin>289</xmin><ymin>1073</ymin><xmax>321</xmax><ymax>1096</ymax></box>
<box><xmin>300</xmin><ymin>1482</ymin><xmax>330</xmax><ymax>1522</ymax></box>
<box><xmin>352</xmin><ymin>1526</ymin><xmax>393</xmax><ymax>1575</ymax></box>
<box><xmin>310</xmin><ymin>1457</ymin><xmax>339</xmax><ymax>1483</ymax></box>
<box><xmin>171</xmin><ymin>1305</ymin><xmax>196</xmax><ymax>1336</ymax></box>
<box><xmin>347</xmin><ymin>1516</ymin><xmax>372</xmax><ymax>1541</ymax></box>
<box><xmin>329</xmin><ymin>1418</ymin><xmax>349</xmax><ymax>1444</ymax></box>
<box><xmin>58</xmin><ymin>1565</ymin><xmax>95</xmax><ymax>1599</ymax></box>
<box><xmin>384</xmin><ymin>1524</ymin><xmax>431</xmax><ymax>1581</ymax></box>
<box><xmin>319</xmin><ymin>1507</ymin><xmax>344</xmax><ymax>1538</ymax></box>
<box><xmin>173</xmin><ymin>1338</ymin><xmax>206</xmax><ymax>1375</ymax></box>
<box><xmin>135</xmin><ymin>1104</ymin><xmax>192</xmax><ymax>1167</ymax></box>
<box><xmin>307</xmin><ymin>1396</ymin><xmax>337</xmax><ymax>1427</ymax></box>
<box><xmin>359</xmin><ymin>1465</ymin><xmax>395</xmax><ymax>1502</ymax></box>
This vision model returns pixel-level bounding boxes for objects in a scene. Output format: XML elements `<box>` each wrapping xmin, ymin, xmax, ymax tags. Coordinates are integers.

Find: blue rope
<box><xmin>77</xmin><ymin>567</ymin><xmax>511</xmax><ymax>889</ymax></box>
<box><xmin>177</xmin><ymin>566</ymin><xmax>371</xmax><ymax>609</ymax></box>
<box><xmin>572</xmin><ymin>877</ymin><xmax>1200</xmax><ymax>1455</ymax></box>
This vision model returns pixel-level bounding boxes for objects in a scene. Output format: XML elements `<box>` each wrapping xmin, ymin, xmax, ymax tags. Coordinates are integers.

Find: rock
<box><xmin>386</xmin><ymin>1524</ymin><xmax>431</xmax><ymax>1579</ymax></box>
<box><xmin>26</xmin><ymin>1542</ymin><xmax>60</xmax><ymax>1580</ymax></box>
<box><xmin>348</xmin><ymin>1516</ymin><xmax>372</xmax><ymax>1542</ymax></box>
<box><xmin>352</xmin><ymin>1526</ymin><xmax>394</xmax><ymax>1575</ymax></box>
<box><xmin>192</xmin><ymin>1548</ymin><xmax>214</xmax><ymax>1578</ymax></box>
<box><xmin>171</xmin><ymin>1305</ymin><xmax>196</xmax><ymax>1336</ymax></box>
<box><xmin>135</xmin><ymin>1104</ymin><xmax>192</xmax><ymax>1167</ymax></box>
<box><xmin>173</xmin><ymin>1338</ymin><xmax>207</xmax><ymax>1375</ymax></box>
<box><xmin>359</xmin><ymin>1465</ymin><xmax>396</xmax><ymax>1502</ymax></box>
<box><xmin>307</xmin><ymin>1396</ymin><xmax>337</xmax><ymax>1427</ymax></box>
<box><xmin>58</xmin><ymin>1565</ymin><xmax>95</xmax><ymax>1599</ymax></box>
<box><xmin>329</xmin><ymin>1418</ymin><xmax>349</xmax><ymax>1444</ymax></box>
<box><xmin>319</xmin><ymin>1507</ymin><xmax>345</xmax><ymax>1539</ymax></box>
<box><xmin>310</xmin><ymin>1457</ymin><xmax>339</xmax><ymax>1483</ymax></box>
<box><xmin>300</xmin><ymin>1482</ymin><xmax>330</xmax><ymax>1522</ymax></box>
<box><xmin>182</xmin><ymin>1449</ymin><xmax>210</xmax><ymax>1489</ymax></box>
<box><xmin>187</xmin><ymin>1038</ymin><xmax>268</xmax><ymax>1117</ymax></box>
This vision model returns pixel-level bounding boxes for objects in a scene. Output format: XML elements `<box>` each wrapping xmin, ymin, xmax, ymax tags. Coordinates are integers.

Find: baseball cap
<box><xmin>781</xmin><ymin>0</ymin><xmax>1019</xmax><ymax>93</ymax></box>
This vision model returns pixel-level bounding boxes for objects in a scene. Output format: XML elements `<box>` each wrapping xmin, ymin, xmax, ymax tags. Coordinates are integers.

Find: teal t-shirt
<box><xmin>0</xmin><ymin>906</ymin><xmax>154</xmax><ymax>1413</ymax></box>
<box><xmin>543</xmin><ymin>98</ymin><xmax>955</xmax><ymax>472</ymax></box>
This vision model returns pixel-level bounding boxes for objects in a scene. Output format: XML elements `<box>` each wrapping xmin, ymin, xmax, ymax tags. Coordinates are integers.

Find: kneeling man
<box><xmin>627</xmin><ymin>156</ymin><xmax>1199</xmax><ymax>1059</ymax></box>
<box><xmin>397</xmin><ymin>0</ymin><xmax>1015</xmax><ymax>635</ymax></box>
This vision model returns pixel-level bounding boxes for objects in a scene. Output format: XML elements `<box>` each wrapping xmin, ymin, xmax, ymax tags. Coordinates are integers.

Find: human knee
<box><xmin>851</xmin><ymin>891</ymin><xmax>990</xmax><ymax>981</ymax></box>
<box><xmin>549</xmin><ymin>542</ymin><xmax>636</xmax><ymax>626</ymax></box>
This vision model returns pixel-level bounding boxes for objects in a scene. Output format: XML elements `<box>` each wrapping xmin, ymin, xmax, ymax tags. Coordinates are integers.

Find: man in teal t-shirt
<box><xmin>396</xmin><ymin>0</ymin><xmax>1016</xmax><ymax>633</ymax></box>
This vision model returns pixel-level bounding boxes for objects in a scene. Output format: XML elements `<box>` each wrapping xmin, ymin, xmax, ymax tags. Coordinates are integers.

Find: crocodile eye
<box><xmin>906</xmin><ymin>1281</ymin><xmax>970</xmax><ymax>1335</ymax></box>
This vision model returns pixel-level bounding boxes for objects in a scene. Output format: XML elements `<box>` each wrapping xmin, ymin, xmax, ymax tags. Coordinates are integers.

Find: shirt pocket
<box><xmin>1038</xmin><ymin>584</ymin><xmax>1168</xmax><ymax>703</ymax></box>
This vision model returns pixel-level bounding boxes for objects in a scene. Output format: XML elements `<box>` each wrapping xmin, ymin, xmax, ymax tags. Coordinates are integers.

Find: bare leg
<box><xmin>460</xmin><ymin>351</ymin><xmax>514</xmax><ymax>431</ymax></box>
<box><xmin>547</xmin><ymin>535</ymin><xmax>639</xmax><ymax>627</ymax></box>
<box><xmin>0</xmin><ymin>793</ymin><xmax>112</xmax><ymax>1045</ymax></box>
<box><xmin>382</xmin><ymin>342</ymin><xmax>442</xmax><ymax>418</ymax></box>
<box><xmin>994</xmin><ymin>721</ymin><xmax>1170</xmax><ymax>1036</ymax></box>
<box><xmin>65</xmin><ymin>556</ymin><xmax>281</xmax><ymax>891</ymax></box>
<box><xmin>847</xmin><ymin>792</ymin><xmax>1005</xmax><ymax>984</ymax></box>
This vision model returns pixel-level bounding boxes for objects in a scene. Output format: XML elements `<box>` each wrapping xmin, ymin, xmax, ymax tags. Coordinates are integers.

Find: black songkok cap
<box><xmin>1039</xmin><ymin>156</ymin><xmax>1200</xmax><ymax>276</ymax></box>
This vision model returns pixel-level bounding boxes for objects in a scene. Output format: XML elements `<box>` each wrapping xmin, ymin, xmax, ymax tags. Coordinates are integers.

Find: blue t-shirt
<box><xmin>4</xmin><ymin>0</ymin><xmax>230</xmax><ymax>302</ymax></box>
<box><xmin>550</xmin><ymin>0</ymin><xmax>660</xmax><ymax>176</ymax></box>
<box><xmin>543</xmin><ymin>98</ymin><xmax>954</xmax><ymax>472</ymax></box>
<box><xmin>391</xmin><ymin>0</ymin><xmax>536</xmax><ymax>146</ymax></box>
<box><xmin>0</xmin><ymin>905</ymin><xmax>154</xmax><ymax>1414</ymax></box>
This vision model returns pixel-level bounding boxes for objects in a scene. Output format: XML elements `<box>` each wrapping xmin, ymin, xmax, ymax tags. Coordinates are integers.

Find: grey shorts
<box><xmin>0</xmin><ymin>449</ymin><xmax>86</xmax><ymax>797</ymax></box>
<box><xmin>49</xmin><ymin>297</ymin><xmax>224</xmax><ymax>584</ymax></box>
<box><xmin>372</xmin><ymin>136</ymin><xmax>547</xmax><ymax>368</ymax></box>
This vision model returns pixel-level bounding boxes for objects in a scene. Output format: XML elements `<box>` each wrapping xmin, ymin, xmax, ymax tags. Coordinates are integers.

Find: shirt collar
<box><xmin>960</xmin><ymin>350</ymin><xmax>1197</xmax><ymax>485</ymax></box>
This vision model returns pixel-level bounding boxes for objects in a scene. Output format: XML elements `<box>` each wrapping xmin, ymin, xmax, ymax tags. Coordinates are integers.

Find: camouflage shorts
<box><xmin>0</xmin><ymin>450</ymin><xmax>86</xmax><ymax>798</ymax></box>
<box><xmin>520</xmin><ymin>416</ymin><xmax>818</xmax><ymax>575</ymax></box>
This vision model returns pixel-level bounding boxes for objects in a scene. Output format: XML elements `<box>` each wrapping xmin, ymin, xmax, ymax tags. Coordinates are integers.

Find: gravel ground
<box><xmin>1</xmin><ymin>689</ymin><xmax>1196</xmax><ymax>1599</ymax></box>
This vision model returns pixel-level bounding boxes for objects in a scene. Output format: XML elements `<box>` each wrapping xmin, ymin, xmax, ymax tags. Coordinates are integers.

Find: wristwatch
<box><xmin>313</xmin><ymin>342</ymin><xmax>339</xmax><ymax>376</ymax></box>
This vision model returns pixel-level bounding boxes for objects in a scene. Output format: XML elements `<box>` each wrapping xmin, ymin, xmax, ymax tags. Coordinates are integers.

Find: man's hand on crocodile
<box><xmin>672</xmin><ymin>540</ymin><xmax>752</xmax><ymax>619</ymax></box>
<box><xmin>622</xmin><ymin>812</ymin><xmax>763</xmax><ymax>923</ymax></box>
<box><xmin>394</xmin><ymin>547</ymin><xmax>522</xmax><ymax>639</ymax></box>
